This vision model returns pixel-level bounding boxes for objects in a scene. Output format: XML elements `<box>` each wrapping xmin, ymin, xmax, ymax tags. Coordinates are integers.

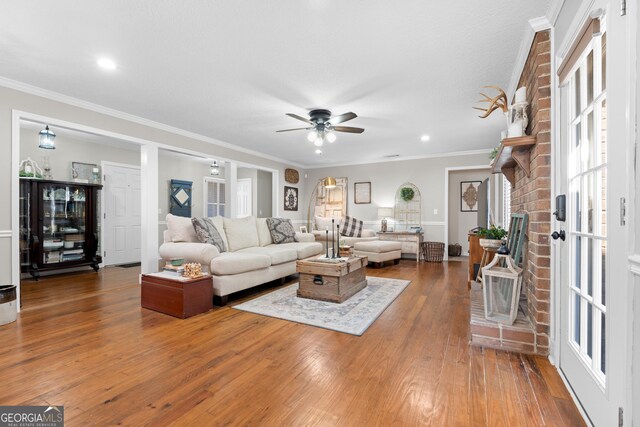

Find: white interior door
<box><xmin>103</xmin><ymin>163</ymin><xmax>141</xmax><ymax>266</ymax></box>
<box><xmin>556</xmin><ymin>5</ymin><xmax>629</xmax><ymax>425</ymax></box>
<box><xmin>236</xmin><ymin>178</ymin><xmax>252</xmax><ymax>218</ymax></box>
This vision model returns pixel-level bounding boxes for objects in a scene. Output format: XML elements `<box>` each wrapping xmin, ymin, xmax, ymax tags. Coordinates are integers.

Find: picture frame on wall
<box><xmin>460</xmin><ymin>180</ymin><xmax>482</xmax><ymax>212</ymax></box>
<box><xmin>354</xmin><ymin>181</ymin><xmax>371</xmax><ymax>204</ymax></box>
<box><xmin>71</xmin><ymin>161</ymin><xmax>97</xmax><ymax>183</ymax></box>
<box><xmin>284</xmin><ymin>186</ymin><xmax>298</xmax><ymax>211</ymax></box>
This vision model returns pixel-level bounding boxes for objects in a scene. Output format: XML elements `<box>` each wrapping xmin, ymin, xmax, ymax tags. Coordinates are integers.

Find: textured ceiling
<box><xmin>1</xmin><ymin>1</ymin><xmax>549</xmax><ymax>167</ymax></box>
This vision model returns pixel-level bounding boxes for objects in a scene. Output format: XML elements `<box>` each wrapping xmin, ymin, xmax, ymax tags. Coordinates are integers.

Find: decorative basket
<box><xmin>480</xmin><ymin>238</ymin><xmax>503</xmax><ymax>249</ymax></box>
<box><xmin>285</xmin><ymin>168</ymin><xmax>299</xmax><ymax>184</ymax></box>
<box><xmin>448</xmin><ymin>243</ymin><xmax>462</xmax><ymax>257</ymax></box>
<box><xmin>422</xmin><ymin>241</ymin><xmax>445</xmax><ymax>262</ymax></box>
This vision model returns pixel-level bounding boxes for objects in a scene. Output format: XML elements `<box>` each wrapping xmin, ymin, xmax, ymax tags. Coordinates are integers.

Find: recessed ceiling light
<box><xmin>315</xmin><ymin>149</ymin><xmax>322</xmax><ymax>155</ymax></box>
<box><xmin>97</xmin><ymin>57</ymin><xmax>117</xmax><ymax>70</ymax></box>
<box><xmin>420</xmin><ymin>134</ymin><xmax>431</xmax><ymax>142</ymax></box>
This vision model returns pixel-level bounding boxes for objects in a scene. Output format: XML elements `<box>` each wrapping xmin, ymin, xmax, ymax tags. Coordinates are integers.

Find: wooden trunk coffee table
<box><xmin>296</xmin><ymin>255</ymin><xmax>368</xmax><ymax>303</ymax></box>
<box><xmin>141</xmin><ymin>272</ymin><xmax>213</xmax><ymax>318</ymax></box>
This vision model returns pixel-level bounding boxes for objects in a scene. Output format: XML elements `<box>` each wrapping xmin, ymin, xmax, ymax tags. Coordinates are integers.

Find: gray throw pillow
<box><xmin>265</xmin><ymin>218</ymin><xmax>297</xmax><ymax>244</ymax></box>
<box><xmin>340</xmin><ymin>215</ymin><xmax>363</xmax><ymax>238</ymax></box>
<box><xmin>191</xmin><ymin>217</ymin><xmax>227</xmax><ymax>252</ymax></box>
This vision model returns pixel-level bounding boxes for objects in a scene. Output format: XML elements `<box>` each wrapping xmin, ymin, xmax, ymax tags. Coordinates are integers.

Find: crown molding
<box><xmin>547</xmin><ymin>0</ymin><xmax>566</xmax><ymax>26</ymax></box>
<box><xmin>303</xmin><ymin>149</ymin><xmax>492</xmax><ymax>170</ymax></box>
<box><xmin>507</xmin><ymin>16</ymin><xmax>553</xmax><ymax>99</ymax></box>
<box><xmin>0</xmin><ymin>76</ymin><xmax>306</xmax><ymax>169</ymax></box>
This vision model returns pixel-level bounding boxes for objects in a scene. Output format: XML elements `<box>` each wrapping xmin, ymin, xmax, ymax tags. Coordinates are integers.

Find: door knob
<box><xmin>551</xmin><ymin>230</ymin><xmax>566</xmax><ymax>241</ymax></box>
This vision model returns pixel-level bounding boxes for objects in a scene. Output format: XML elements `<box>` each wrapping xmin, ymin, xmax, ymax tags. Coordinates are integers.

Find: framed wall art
<box><xmin>354</xmin><ymin>181</ymin><xmax>371</xmax><ymax>204</ymax></box>
<box><xmin>284</xmin><ymin>186</ymin><xmax>298</xmax><ymax>211</ymax></box>
<box><xmin>460</xmin><ymin>181</ymin><xmax>482</xmax><ymax>212</ymax></box>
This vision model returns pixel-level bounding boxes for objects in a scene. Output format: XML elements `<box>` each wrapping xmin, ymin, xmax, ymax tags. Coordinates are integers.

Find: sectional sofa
<box><xmin>159</xmin><ymin>214</ymin><xmax>323</xmax><ymax>304</ymax></box>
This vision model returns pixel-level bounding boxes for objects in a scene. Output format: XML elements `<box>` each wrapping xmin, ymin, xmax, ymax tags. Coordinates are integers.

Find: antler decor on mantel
<box><xmin>473</xmin><ymin>86</ymin><xmax>509</xmax><ymax>124</ymax></box>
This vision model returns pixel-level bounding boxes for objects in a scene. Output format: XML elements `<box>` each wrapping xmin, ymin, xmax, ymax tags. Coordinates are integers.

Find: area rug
<box><xmin>233</xmin><ymin>276</ymin><xmax>411</xmax><ymax>336</ymax></box>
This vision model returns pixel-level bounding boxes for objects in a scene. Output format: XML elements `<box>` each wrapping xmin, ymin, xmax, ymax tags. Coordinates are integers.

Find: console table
<box><xmin>376</xmin><ymin>231</ymin><xmax>424</xmax><ymax>263</ymax></box>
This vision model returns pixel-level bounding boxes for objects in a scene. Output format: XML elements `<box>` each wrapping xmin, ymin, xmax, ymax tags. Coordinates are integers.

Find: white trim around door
<box><xmin>443</xmin><ymin>165</ymin><xmax>492</xmax><ymax>261</ymax></box>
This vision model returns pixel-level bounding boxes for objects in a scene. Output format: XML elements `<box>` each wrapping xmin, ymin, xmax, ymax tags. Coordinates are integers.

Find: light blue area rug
<box><xmin>233</xmin><ymin>276</ymin><xmax>411</xmax><ymax>336</ymax></box>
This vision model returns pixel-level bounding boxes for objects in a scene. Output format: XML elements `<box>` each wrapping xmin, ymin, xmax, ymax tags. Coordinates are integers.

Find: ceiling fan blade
<box><xmin>286</xmin><ymin>113</ymin><xmax>314</xmax><ymax>124</ymax></box>
<box><xmin>276</xmin><ymin>127</ymin><xmax>312</xmax><ymax>132</ymax></box>
<box><xmin>328</xmin><ymin>112</ymin><xmax>357</xmax><ymax>125</ymax></box>
<box><xmin>333</xmin><ymin>126</ymin><xmax>365</xmax><ymax>134</ymax></box>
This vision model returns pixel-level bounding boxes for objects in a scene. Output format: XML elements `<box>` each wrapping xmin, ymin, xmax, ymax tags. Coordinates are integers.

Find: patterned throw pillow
<box><xmin>191</xmin><ymin>218</ymin><xmax>227</xmax><ymax>252</ymax></box>
<box><xmin>266</xmin><ymin>218</ymin><xmax>297</xmax><ymax>244</ymax></box>
<box><xmin>340</xmin><ymin>216</ymin><xmax>363</xmax><ymax>238</ymax></box>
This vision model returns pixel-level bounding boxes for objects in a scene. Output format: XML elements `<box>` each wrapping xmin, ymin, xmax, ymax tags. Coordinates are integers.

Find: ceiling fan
<box><xmin>276</xmin><ymin>109</ymin><xmax>364</xmax><ymax>147</ymax></box>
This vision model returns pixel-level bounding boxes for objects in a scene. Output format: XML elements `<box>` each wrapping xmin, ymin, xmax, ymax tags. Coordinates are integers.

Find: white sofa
<box><xmin>311</xmin><ymin>216</ymin><xmax>378</xmax><ymax>249</ymax></box>
<box><xmin>159</xmin><ymin>215</ymin><xmax>323</xmax><ymax>304</ymax></box>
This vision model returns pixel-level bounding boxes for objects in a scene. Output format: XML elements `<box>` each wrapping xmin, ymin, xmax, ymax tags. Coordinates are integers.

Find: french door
<box><xmin>556</xmin><ymin>3</ymin><xmax>629</xmax><ymax>425</ymax></box>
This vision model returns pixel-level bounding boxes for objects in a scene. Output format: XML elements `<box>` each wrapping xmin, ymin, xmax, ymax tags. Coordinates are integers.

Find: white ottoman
<box><xmin>353</xmin><ymin>241</ymin><xmax>402</xmax><ymax>267</ymax></box>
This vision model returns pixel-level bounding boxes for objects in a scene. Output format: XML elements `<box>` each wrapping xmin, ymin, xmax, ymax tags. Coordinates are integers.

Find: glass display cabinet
<box><xmin>20</xmin><ymin>178</ymin><xmax>103</xmax><ymax>280</ymax></box>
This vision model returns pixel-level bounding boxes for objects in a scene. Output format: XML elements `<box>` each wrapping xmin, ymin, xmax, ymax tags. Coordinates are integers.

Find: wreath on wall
<box><xmin>400</xmin><ymin>187</ymin><xmax>415</xmax><ymax>202</ymax></box>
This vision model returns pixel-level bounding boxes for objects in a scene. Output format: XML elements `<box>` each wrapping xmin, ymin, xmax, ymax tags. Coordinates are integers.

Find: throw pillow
<box><xmin>315</xmin><ymin>215</ymin><xmax>333</xmax><ymax>231</ymax></box>
<box><xmin>166</xmin><ymin>213</ymin><xmax>199</xmax><ymax>242</ymax></box>
<box><xmin>255</xmin><ymin>218</ymin><xmax>273</xmax><ymax>246</ymax></box>
<box><xmin>266</xmin><ymin>218</ymin><xmax>297</xmax><ymax>244</ymax></box>
<box><xmin>340</xmin><ymin>216</ymin><xmax>363</xmax><ymax>238</ymax></box>
<box><xmin>191</xmin><ymin>218</ymin><xmax>227</xmax><ymax>252</ymax></box>
<box><xmin>223</xmin><ymin>216</ymin><xmax>260</xmax><ymax>252</ymax></box>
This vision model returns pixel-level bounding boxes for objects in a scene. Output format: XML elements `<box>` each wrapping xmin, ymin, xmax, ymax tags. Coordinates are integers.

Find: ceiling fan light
<box><xmin>307</xmin><ymin>131</ymin><xmax>317</xmax><ymax>142</ymax></box>
<box><xmin>314</xmin><ymin>138</ymin><xmax>323</xmax><ymax>147</ymax></box>
<box><xmin>326</xmin><ymin>132</ymin><xmax>336</xmax><ymax>143</ymax></box>
<box><xmin>315</xmin><ymin>149</ymin><xmax>322</xmax><ymax>155</ymax></box>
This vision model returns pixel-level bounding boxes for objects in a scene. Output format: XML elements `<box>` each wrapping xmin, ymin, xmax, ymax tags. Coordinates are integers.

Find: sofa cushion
<box><xmin>266</xmin><ymin>218</ymin><xmax>297</xmax><ymax>244</ymax></box>
<box><xmin>191</xmin><ymin>217</ymin><xmax>226</xmax><ymax>252</ymax></box>
<box><xmin>256</xmin><ymin>218</ymin><xmax>273</xmax><ymax>247</ymax></box>
<box><xmin>238</xmin><ymin>246</ymin><xmax>297</xmax><ymax>265</ymax></box>
<box><xmin>354</xmin><ymin>240</ymin><xmax>402</xmax><ymax>253</ymax></box>
<box><xmin>166</xmin><ymin>214</ymin><xmax>198</xmax><ymax>242</ymax></box>
<box><xmin>340</xmin><ymin>215</ymin><xmax>363</xmax><ymax>238</ymax></box>
<box><xmin>279</xmin><ymin>242</ymin><xmax>323</xmax><ymax>259</ymax></box>
<box><xmin>223</xmin><ymin>216</ymin><xmax>259</xmax><ymax>251</ymax></box>
<box><xmin>210</xmin><ymin>252</ymin><xmax>271</xmax><ymax>275</ymax></box>
<box><xmin>315</xmin><ymin>215</ymin><xmax>334</xmax><ymax>231</ymax></box>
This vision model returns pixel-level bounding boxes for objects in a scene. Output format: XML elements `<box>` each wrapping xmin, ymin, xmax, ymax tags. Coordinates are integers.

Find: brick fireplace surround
<box><xmin>470</xmin><ymin>30</ymin><xmax>552</xmax><ymax>355</ymax></box>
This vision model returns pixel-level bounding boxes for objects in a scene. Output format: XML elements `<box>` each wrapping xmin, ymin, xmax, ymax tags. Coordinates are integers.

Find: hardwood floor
<box><xmin>4</xmin><ymin>261</ymin><xmax>584</xmax><ymax>426</ymax></box>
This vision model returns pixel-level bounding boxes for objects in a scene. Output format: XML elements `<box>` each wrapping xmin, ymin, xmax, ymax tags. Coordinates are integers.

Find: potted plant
<box><xmin>400</xmin><ymin>187</ymin><xmax>415</xmax><ymax>202</ymax></box>
<box><xmin>477</xmin><ymin>225</ymin><xmax>508</xmax><ymax>249</ymax></box>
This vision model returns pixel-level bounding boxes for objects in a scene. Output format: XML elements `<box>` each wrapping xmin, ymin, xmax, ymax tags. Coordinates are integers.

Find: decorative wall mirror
<box><xmin>394</xmin><ymin>182</ymin><xmax>421</xmax><ymax>230</ymax></box>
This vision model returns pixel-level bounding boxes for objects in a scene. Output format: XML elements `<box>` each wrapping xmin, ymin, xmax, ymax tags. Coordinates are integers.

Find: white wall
<box><xmin>304</xmin><ymin>152</ymin><xmax>491</xmax><ymax>243</ymax></box>
<box><xmin>448</xmin><ymin>169</ymin><xmax>490</xmax><ymax>254</ymax></box>
<box><xmin>20</xmin><ymin>129</ymin><xmax>140</xmax><ymax>181</ymax></box>
<box><xmin>257</xmin><ymin>169</ymin><xmax>272</xmax><ymax>217</ymax></box>
<box><xmin>2</xmin><ymin>84</ymin><xmax>304</xmax><ymax>286</ymax></box>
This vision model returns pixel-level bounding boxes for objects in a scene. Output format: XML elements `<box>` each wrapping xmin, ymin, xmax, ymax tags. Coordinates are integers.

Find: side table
<box><xmin>141</xmin><ymin>273</ymin><xmax>213</xmax><ymax>318</ymax></box>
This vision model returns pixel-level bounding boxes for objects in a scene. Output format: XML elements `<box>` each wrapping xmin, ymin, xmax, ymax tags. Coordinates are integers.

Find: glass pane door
<box><xmin>42</xmin><ymin>184</ymin><xmax>87</xmax><ymax>264</ymax></box>
<box><xmin>567</xmin><ymin>30</ymin><xmax>607</xmax><ymax>384</ymax></box>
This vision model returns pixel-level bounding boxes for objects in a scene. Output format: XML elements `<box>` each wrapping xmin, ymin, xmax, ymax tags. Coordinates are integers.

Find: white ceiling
<box><xmin>1</xmin><ymin>1</ymin><xmax>550</xmax><ymax>167</ymax></box>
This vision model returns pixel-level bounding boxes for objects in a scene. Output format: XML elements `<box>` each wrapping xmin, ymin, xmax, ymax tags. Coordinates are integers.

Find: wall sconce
<box><xmin>38</xmin><ymin>125</ymin><xmax>56</xmax><ymax>149</ymax></box>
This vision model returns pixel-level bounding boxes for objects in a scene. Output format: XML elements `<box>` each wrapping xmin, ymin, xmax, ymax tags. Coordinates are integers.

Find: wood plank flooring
<box><xmin>3</xmin><ymin>261</ymin><xmax>584</xmax><ymax>426</ymax></box>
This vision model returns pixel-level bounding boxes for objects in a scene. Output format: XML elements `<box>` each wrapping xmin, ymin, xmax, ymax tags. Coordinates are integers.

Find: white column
<box><xmin>140</xmin><ymin>144</ymin><xmax>159</xmax><ymax>275</ymax></box>
<box><xmin>225</xmin><ymin>162</ymin><xmax>237</xmax><ymax>218</ymax></box>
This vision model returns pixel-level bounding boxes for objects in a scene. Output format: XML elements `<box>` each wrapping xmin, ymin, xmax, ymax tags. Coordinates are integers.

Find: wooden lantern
<box><xmin>481</xmin><ymin>253</ymin><xmax>523</xmax><ymax>325</ymax></box>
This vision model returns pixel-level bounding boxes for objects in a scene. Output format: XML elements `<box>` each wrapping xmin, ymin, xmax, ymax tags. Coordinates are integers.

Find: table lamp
<box><xmin>378</xmin><ymin>207</ymin><xmax>394</xmax><ymax>232</ymax></box>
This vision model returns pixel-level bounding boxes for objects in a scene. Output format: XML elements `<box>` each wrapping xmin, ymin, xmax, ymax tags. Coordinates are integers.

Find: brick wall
<box><xmin>511</xmin><ymin>30</ymin><xmax>552</xmax><ymax>355</ymax></box>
